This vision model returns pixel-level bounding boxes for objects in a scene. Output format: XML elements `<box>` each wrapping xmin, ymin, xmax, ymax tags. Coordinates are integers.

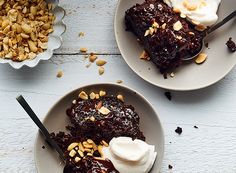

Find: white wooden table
<box><xmin>1</xmin><ymin>0</ymin><xmax>236</xmax><ymax>172</ymax></box>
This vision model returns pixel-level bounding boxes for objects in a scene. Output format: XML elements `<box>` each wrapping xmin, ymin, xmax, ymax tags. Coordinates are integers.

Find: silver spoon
<box><xmin>16</xmin><ymin>95</ymin><xmax>66</xmax><ymax>163</ymax></box>
<box><xmin>182</xmin><ymin>10</ymin><xmax>236</xmax><ymax>61</ymax></box>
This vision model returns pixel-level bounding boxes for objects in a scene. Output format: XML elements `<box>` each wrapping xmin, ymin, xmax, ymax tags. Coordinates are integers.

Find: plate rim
<box><xmin>34</xmin><ymin>83</ymin><xmax>165</xmax><ymax>172</ymax></box>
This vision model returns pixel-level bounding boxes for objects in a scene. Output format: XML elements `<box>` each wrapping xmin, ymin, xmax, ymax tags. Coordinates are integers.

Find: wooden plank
<box><xmin>54</xmin><ymin>0</ymin><xmax>120</xmax><ymax>54</ymax></box>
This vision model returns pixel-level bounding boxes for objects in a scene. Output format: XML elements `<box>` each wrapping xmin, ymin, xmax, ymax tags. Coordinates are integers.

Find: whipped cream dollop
<box><xmin>164</xmin><ymin>0</ymin><xmax>221</xmax><ymax>26</ymax></box>
<box><xmin>102</xmin><ymin>137</ymin><xmax>157</xmax><ymax>173</ymax></box>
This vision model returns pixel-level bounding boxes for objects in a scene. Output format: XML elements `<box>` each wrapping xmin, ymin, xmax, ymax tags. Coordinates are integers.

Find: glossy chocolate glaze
<box><xmin>125</xmin><ymin>0</ymin><xmax>205</xmax><ymax>73</ymax></box>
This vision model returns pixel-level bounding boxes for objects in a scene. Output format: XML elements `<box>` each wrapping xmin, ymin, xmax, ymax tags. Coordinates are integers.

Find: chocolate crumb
<box><xmin>175</xmin><ymin>127</ymin><xmax>182</xmax><ymax>135</ymax></box>
<box><xmin>164</xmin><ymin>92</ymin><xmax>172</xmax><ymax>101</ymax></box>
<box><xmin>42</xmin><ymin>146</ymin><xmax>45</xmax><ymax>149</ymax></box>
<box><xmin>163</xmin><ymin>73</ymin><xmax>168</xmax><ymax>79</ymax></box>
<box><xmin>168</xmin><ymin>165</ymin><xmax>173</xmax><ymax>169</ymax></box>
<box><xmin>205</xmin><ymin>42</ymin><xmax>209</xmax><ymax>48</ymax></box>
<box><xmin>226</xmin><ymin>37</ymin><xmax>236</xmax><ymax>52</ymax></box>
<box><xmin>194</xmin><ymin>125</ymin><xmax>198</xmax><ymax>129</ymax></box>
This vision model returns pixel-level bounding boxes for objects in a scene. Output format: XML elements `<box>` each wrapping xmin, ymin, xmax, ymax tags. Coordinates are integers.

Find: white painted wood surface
<box><xmin>0</xmin><ymin>0</ymin><xmax>236</xmax><ymax>172</ymax></box>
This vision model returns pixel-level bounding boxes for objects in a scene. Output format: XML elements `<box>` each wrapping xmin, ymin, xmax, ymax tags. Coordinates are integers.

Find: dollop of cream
<box><xmin>164</xmin><ymin>0</ymin><xmax>221</xmax><ymax>26</ymax></box>
<box><xmin>102</xmin><ymin>137</ymin><xmax>157</xmax><ymax>173</ymax></box>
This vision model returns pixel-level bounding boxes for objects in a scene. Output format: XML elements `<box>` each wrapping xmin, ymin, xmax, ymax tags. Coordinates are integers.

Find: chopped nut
<box><xmin>87</xmin><ymin>139</ymin><xmax>94</xmax><ymax>144</ymax></box>
<box><xmin>116</xmin><ymin>80</ymin><xmax>123</xmax><ymax>84</ymax></box>
<box><xmin>195</xmin><ymin>25</ymin><xmax>207</xmax><ymax>31</ymax></box>
<box><xmin>98</xmin><ymin>106</ymin><xmax>110</xmax><ymax>115</ymax></box>
<box><xmin>192</xmin><ymin>20</ymin><xmax>200</xmax><ymax>26</ymax></box>
<box><xmin>67</xmin><ymin>143</ymin><xmax>79</xmax><ymax>151</ymax></box>
<box><xmin>173</xmin><ymin>7</ymin><xmax>181</xmax><ymax>13</ymax></box>
<box><xmin>83</xmin><ymin>143</ymin><xmax>93</xmax><ymax>149</ymax></box>
<box><xmin>173</xmin><ymin>21</ymin><xmax>183</xmax><ymax>31</ymax></box>
<box><xmin>99</xmin><ymin>90</ymin><xmax>106</xmax><ymax>97</ymax></box>
<box><xmin>84</xmin><ymin>148</ymin><xmax>92</xmax><ymax>153</ymax></box>
<box><xmin>99</xmin><ymin>67</ymin><xmax>105</xmax><ymax>75</ymax></box>
<box><xmin>144</xmin><ymin>29</ymin><xmax>150</xmax><ymax>37</ymax></box>
<box><xmin>176</xmin><ymin>35</ymin><xmax>182</xmax><ymax>40</ymax></box>
<box><xmin>78</xmin><ymin>150</ymin><xmax>84</xmax><ymax>157</ymax></box>
<box><xmin>90</xmin><ymin>116</ymin><xmax>95</xmax><ymax>122</ymax></box>
<box><xmin>22</xmin><ymin>23</ymin><xmax>32</xmax><ymax>34</ymax></box>
<box><xmin>152</xmin><ymin>22</ymin><xmax>159</xmax><ymax>28</ymax></box>
<box><xmin>180</xmin><ymin>13</ymin><xmax>187</xmax><ymax>18</ymax></box>
<box><xmin>57</xmin><ymin>71</ymin><xmax>63</xmax><ymax>78</ymax></box>
<box><xmin>28</xmin><ymin>40</ymin><xmax>37</xmax><ymax>52</ymax></box>
<box><xmin>170</xmin><ymin>72</ymin><xmax>175</xmax><ymax>78</ymax></box>
<box><xmin>69</xmin><ymin>149</ymin><xmax>77</xmax><ymax>157</ymax></box>
<box><xmin>89</xmin><ymin>92</ymin><xmax>96</xmax><ymax>99</ymax></box>
<box><xmin>96</xmin><ymin>59</ymin><xmax>107</xmax><ymax>66</ymax></box>
<box><xmin>195</xmin><ymin>53</ymin><xmax>207</xmax><ymax>64</ymax></box>
<box><xmin>95</xmin><ymin>157</ymin><xmax>105</xmax><ymax>161</ymax></box>
<box><xmin>98</xmin><ymin>145</ymin><xmax>103</xmax><ymax>156</ymax></box>
<box><xmin>117</xmin><ymin>94</ymin><xmax>124</xmax><ymax>102</ymax></box>
<box><xmin>79</xmin><ymin>32</ymin><xmax>85</xmax><ymax>37</ymax></box>
<box><xmin>140</xmin><ymin>50</ymin><xmax>150</xmax><ymax>60</ymax></box>
<box><xmin>189</xmin><ymin>32</ymin><xmax>195</xmax><ymax>35</ymax></box>
<box><xmin>80</xmin><ymin>47</ymin><xmax>88</xmax><ymax>53</ymax></box>
<box><xmin>78</xmin><ymin>142</ymin><xmax>85</xmax><ymax>152</ymax></box>
<box><xmin>183</xmin><ymin>0</ymin><xmax>197</xmax><ymax>11</ymax></box>
<box><xmin>95</xmin><ymin>94</ymin><xmax>100</xmax><ymax>99</ymax></box>
<box><xmin>161</xmin><ymin>23</ymin><xmax>167</xmax><ymax>29</ymax></box>
<box><xmin>149</xmin><ymin>27</ymin><xmax>155</xmax><ymax>35</ymax></box>
<box><xmin>89</xmin><ymin>55</ymin><xmax>97</xmax><ymax>62</ymax></box>
<box><xmin>101</xmin><ymin>140</ymin><xmax>109</xmax><ymax>147</ymax></box>
<box><xmin>79</xmin><ymin>91</ymin><xmax>88</xmax><ymax>100</ymax></box>
<box><xmin>75</xmin><ymin>157</ymin><xmax>81</xmax><ymax>163</ymax></box>
<box><xmin>87</xmin><ymin>153</ymin><xmax>93</xmax><ymax>156</ymax></box>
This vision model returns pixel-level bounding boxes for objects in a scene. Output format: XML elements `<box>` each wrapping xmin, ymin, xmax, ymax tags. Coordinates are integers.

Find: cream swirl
<box><xmin>102</xmin><ymin>137</ymin><xmax>157</xmax><ymax>173</ymax></box>
<box><xmin>164</xmin><ymin>0</ymin><xmax>221</xmax><ymax>26</ymax></box>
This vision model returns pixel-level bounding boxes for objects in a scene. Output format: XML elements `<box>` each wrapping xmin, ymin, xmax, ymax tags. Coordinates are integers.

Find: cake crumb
<box><xmin>164</xmin><ymin>92</ymin><xmax>172</xmax><ymax>101</ymax></box>
<box><xmin>57</xmin><ymin>71</ymin><xmax>63</xmax><ymax>78</ymax></box>
<box><xmin>175</xmin><ymin>127</ymin><xmax>182</xmax><ymax>135</ymax></box>
<box><xmin>168</xmin><ymin>164</ymin><xmax>173</xmax><ymax>169</ymax></box>
<box><xmin>226</xmin><ymin>37</ymin><xmax>236</xmax><ymax>52</ymax></box>
<box><xmin>194</xmin><ymin>125</ymin><xmax>199</xmax><ymax>129</ymax></box>
<box><xmin>42</xmin><ymin>146</ymin><xmax>45</xmax><ymax>149</ymax></box>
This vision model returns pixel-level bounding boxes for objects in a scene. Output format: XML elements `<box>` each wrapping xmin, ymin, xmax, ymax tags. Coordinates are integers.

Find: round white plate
<box><xmin>115</xmin><ymin>0</ymin><xmax>236</xmax><ymax>91</ymax></box>
<box><xmin>35</xmin><ymin>83</ymin><xmax>165</xmax><ymax>173</ymax></box>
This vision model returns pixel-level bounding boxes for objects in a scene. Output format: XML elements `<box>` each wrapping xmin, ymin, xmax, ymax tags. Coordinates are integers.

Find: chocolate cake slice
<box><xmin>125</xmin><ymin>0</ymin><xmax>205</xmax><ymax>73</ymax></box>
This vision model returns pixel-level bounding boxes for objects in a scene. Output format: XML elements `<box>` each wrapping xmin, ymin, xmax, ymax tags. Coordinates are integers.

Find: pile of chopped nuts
<box><xmin>77</xmin><ymin>90</ymin><xmax>124</xmax><ymax>102</ymax></box>
<box><xmin>67</xmin><ymin>139</ymin><xmax>109</xmax><ymax>163</ymax></box>
<box><xmin>0</xmin><ymin>0</ymin><xmax>55</xmax><ymax>61</ymax></box>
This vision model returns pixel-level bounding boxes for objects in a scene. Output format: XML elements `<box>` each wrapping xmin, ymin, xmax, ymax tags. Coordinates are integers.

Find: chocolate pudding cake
<box><xmin>125</xmin><ymin>0</ymin><xmax>205</xmax><ymax>73</ymax></box>
<box><xmin>51</xmin><ymin>91</ymin><xmax>145</xmax><ymax>173</ymax></box>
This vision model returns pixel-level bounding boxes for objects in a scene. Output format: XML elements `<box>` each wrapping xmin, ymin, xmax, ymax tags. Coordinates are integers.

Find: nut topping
<box><xmin>195</xmin><ymin>53</ymin><xmax>207</xmax><ymax>64</ymax></box>
<box><xmin>117</xmin><ymin>94</ymin><xmax>124</xmax><ymax>102</ymax></box>
<box><xmin>173</xmin><ymin>21</ymin><xmax>183</xmax><ymax>31</ymax></box>
<box><xmin>98</xmin><ymin>106</ymin><xmax>110</xmax><ymax>115</ymax></box>
<box><xmin>79</xmin><ymin>91</ymin><xmax>88</xmax><ymax>100</ymax></box>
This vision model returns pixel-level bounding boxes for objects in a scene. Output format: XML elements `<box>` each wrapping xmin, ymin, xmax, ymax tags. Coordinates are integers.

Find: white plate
<box><xmin>115</xmin><ymin>0</ymin><xmax>236</xmax><ymax>91</ymax></box>
<box><xmin>34</xmin><ymin>83</ymin><xmax>165</xmax><ymax>173</ymax></box>
<box><xmin>0</xmin><ymin>0</ymin><xmax>66</xmax><ymax>69</ymax></box>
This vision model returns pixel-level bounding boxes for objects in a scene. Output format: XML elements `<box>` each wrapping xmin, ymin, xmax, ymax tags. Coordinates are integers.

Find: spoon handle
<box><xmin>16</xmin><ymin>95</ymin><xmax>66</xmax><ymax>162</ymax></box>
<box><xmin>207</xmin><ymin>10</ymin><xmax>236</xmax><ymax>34</ymax></box>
